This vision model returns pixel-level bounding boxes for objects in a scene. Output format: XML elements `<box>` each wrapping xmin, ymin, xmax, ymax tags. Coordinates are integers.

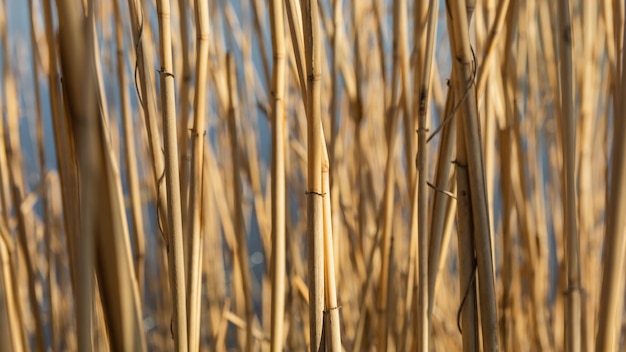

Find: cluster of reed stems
<box><xmin>0</xmin><ymin>0</ymin><xmax>625</xmax><ymax>351</ymax></box>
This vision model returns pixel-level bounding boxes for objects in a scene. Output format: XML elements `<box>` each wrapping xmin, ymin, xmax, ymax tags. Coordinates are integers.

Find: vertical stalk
<box><xmin>427</xmin><ymin>88</ymin><xmax>455</xmax><ymax>308</ymax></box>
<box><xmin>322</xmin><ymin>135</ymin><xmax>342</xmax><ymax>351</ymax></box>
<box><xmin>113</xmin><ymin>0</ymin><xmax>146</xmax><ymax>300</ymax></box>
<box><xmin>42</xmin><ymin>0</ymin><xmax>80</xmax><ymax>296</ymax></box>
<box><xmin>557</xmin><ymin>1</ymin><xmax>581</xmax><ymax>351</ymax></box>
<box><xmin>302</xmin><ymin>0</ymin><xmax>325</xmax><ymax>349</ymax></box>
<box><xmin>178</xmin><ymin>0</ymin><xmax>192</xmax><ymax>227</ymax></box>
<box><xmin>414</xmin><ymin>0</ymin><xmax>439</xmax><ymax>350</ymax></box>
<box><xmin>55</xmin><ymin>2</ymin><xmax>97</xmax><ymax>350</ymax></box>
<box><xmin>186</xmin><ymin>0</ymin><xmax>210</xmax><ymax>349</ymax></box>
<box><xmin>456</xmin><ymin>114</ymin><xmax>479</xmax><ymax>352</ymax></box>
<box><xmin>269</xmin><ymin>0</ymin><xmax>287</xmax><ymax>349</ymax></box>
<box><xmin>156</xmin><ymin>0</ymin><xmax>188</xmax><ymax>349</ymax></box>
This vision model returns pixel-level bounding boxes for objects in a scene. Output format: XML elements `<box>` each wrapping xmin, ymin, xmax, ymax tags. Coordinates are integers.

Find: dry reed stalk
<box><xmin>302</xmin><ymin>0</ymin><xmax>325</xmax><ymax>350</ymax></box>
<box><xmin>54</xmin><ymin>3</ymin><xmax>97</xmax><ymax>350</ymax></box>
<box><xmin>455</xmin><ymin>105</ymin><xmax>479</xmax><ymax>352</ymax></box>
<box><xmin>113</xmin><ymin>0</ymin><xmax>146</xmax><ymax>300</ymax></box>
<box><xmin>41</xmin><ymin>2</ymin><xmax>81</xmax><ymax>298</ymax></box>
<box><xmin>497</xmin><ymin>124</ymin><xmax>519</xmax><ymax>352</ymax></box>
<box><xmin>596</xmin><ymin>1</ymin><xmax>626</xmax><ymax>349</ymax></box>
<box><xmin>398</xmin><ymin>0</ymin><xmax>414</xmax><ymax>192</ymax></box>
<box><xmin>269</xmin><ymin>0</ymin><xmax>287</xmax><ymax>348</ymax></box>
<box><xmin>226</xmin><ymin>53</ymin><xmax>254</xmax><ymax>352</ymax></box>
<box><xmin>411</xmin><ymin>0</ymin><xmax>439</xmax><ymax>349</ymax></box>
<box><xmin>186</xmin><ymin>0</ymin><xmax>210</xmax><ymax>349</ymax></box>
<box><xmin>329</xmin><ymin>0</ymin><xmax>345</xmax><ymax>287</ymax></box>
<box><xmin>434</xmin><ymin>179</ymin><xmax>458</xmax><ymax>293</ymax></box>
<box><xmin>578</xmin><ymin>4</ymin><xmax>602</xmax><ymax>348</ymax></box>
<box><xmin>476</xmin><ymin>6</ymin><xmax>497</xmax><ymax>249</ymax></box>
<box><xmin>321</xmin><ymin>136</ymin><xmax>342</xmax><ymax>351</ymax></box>
<box><xmin>403</xmin><ymin>166</ymin><xmax>419</xmax><ymax>352</ymax></box>
<box><xmin>177</xmin><ymin>0</ymin><xmax>192</xmax><ymax>228</ymax></box>
<box><xmin>155</xmin><ymin>0</ymin><xmax>188</xmax><ymax>348</ymax></box>
<box><xmin>427</xmin><ymin>84</ymin><xmax>457</xmax><ymax>313</ymax></box>
<box><xmin>445</xmin><ymin>0</ymin><xmax>498</xmax><ymax>350</ymax></box>
<box><xmin>556</xmin><ymin>1</ymin><xmax>581</xmax><ymax>351</ymax></box>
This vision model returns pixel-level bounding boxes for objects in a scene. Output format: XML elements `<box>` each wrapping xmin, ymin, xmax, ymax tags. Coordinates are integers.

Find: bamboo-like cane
<box><xmin>322</xmin><ymin>133</ymin><xmax>342</xmax><ymax>351</ymax></box>
<box><xmin>412</xmin><ymin>0</ymin><xmax>439</xmax><ymax>349</ymax></box>
<box><xmin>445</xmin><ymin>0</ymin><xmax>498</xmax><ymax>350</ymax></box>
<box><xmin>155</xmin><ymin>0</ymin><xmax>188</xmax><ymax>349</ymax></box>
<box><xmin>186</xmin><ymin>0</ymin><xmax>210</xmax><ymax>349</ymax></box>
<box><xmin>269</xmin><ymin>0</ymin><xmax>287</xmax><ymax>348</ymax></box>
<box><xmin>596</xmin><ymin>1</ymin><xmax>626</xmax><ymax>350</ymax></box>
<box><xmin>302</xmin><ymin>0</ymin><xmax>325</xmax><ymax>350</ymax></box>
<box><xmin>226</xmin><ymin>54</ymin><xmax>254</xmax><ymax>352</ymax></box>
<box><xmin>556</xmin><ymin>1</ymin><xmax>581</xmax><ymax>351</ymax></box>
